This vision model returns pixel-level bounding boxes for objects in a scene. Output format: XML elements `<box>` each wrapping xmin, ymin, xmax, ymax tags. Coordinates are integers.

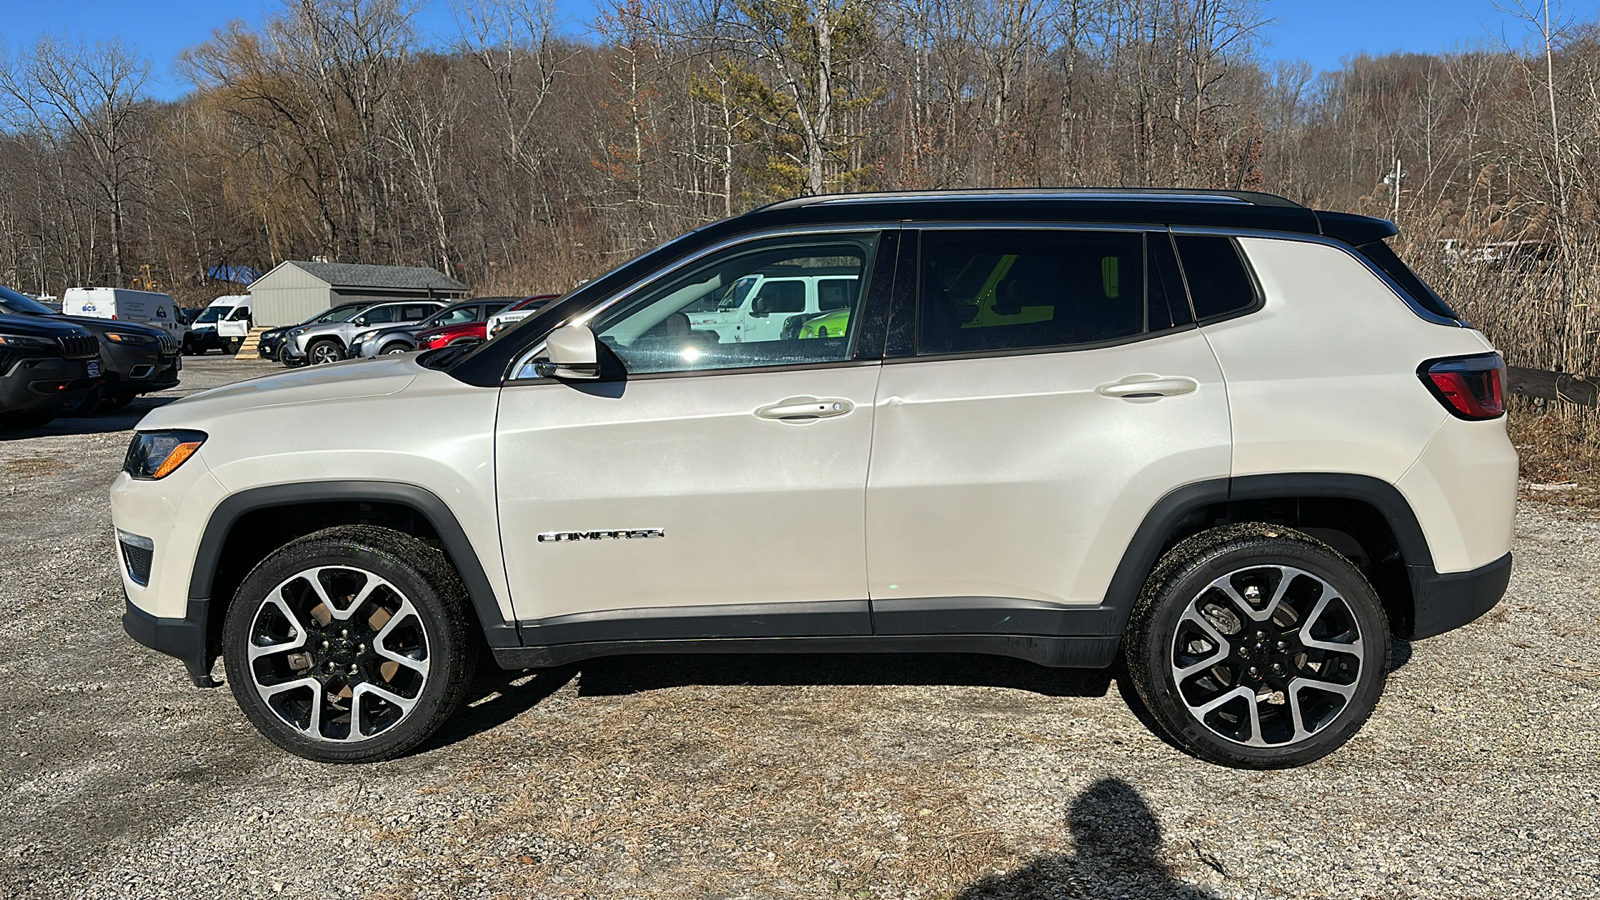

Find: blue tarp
<box><xmin>206</xmin><ymin>265</ymin><xmax>261</xmax><ymax>284</ymax></box>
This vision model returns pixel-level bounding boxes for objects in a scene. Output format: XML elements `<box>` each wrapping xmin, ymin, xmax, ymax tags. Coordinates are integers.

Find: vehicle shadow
<box><xmin>955</xmin><ymin>777</ymin><xmax>1221</xmax><ymax>899</ymax></box>
<box><xmin>420</xmin><ymin>653</ymin><xmax>1115</xmax><ymax>754</ymax></box>
<box><xmin>570</xmin><ymin>652</ymin><xmax>1117</xmax><ymax>700</ymax></box>
<box><xmin>0</xmin><ymin>396</ymin><xmax>177</xmax><ymax>440</ymax></box>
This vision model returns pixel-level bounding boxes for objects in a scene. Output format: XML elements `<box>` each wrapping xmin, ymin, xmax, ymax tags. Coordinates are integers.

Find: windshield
<box><xmin>195</xmin><ymin>306</ymin><xmax>225</xmax><ymax>324</ymax></box>
<box><xmin>0</xmin><ymin>284</ymin><xmax>57</xmax><ymax>316</ymax></box>
<box><xmin>716</xmin><ymin>276</ymin><xmax>760</xmax><ymax>309</ymax></box>
<box><xmin>307</xmin><ymin>305</ymin><xmax>364</xmax><ymax>325</ymax></box>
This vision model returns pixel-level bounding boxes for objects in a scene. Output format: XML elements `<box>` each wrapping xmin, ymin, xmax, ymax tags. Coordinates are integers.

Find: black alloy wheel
<box><xmin>222</xmin><ymin>526</ymin><xmax>476</xmax><ymax>763</ymax></box>
<box><xmin>1125</xmin><ymin>524</ymin><xmax>1390</xmax><ymax>769</ymax></box>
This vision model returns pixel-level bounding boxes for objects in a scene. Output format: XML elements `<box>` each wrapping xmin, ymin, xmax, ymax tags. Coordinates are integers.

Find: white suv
<box><xmin>113</xmin><ymin>190</ymin><xmax>1515</xmax><ymax>768</ymax></box>
<box><xmin>685</xmin><ymin>268</ymin><xmax>859</xmax><ymax>342</ymax></box>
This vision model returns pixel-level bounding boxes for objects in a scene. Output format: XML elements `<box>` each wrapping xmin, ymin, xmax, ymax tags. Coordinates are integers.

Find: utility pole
<box><xmin>33</xmin><ymin>233</ymin><xmax>45</xmax><ymax>297</ymax></box>
<box><xmin>1382</xmin><ymin>158</ymin><xmax>1404</xmax><ymax>221</ymax></box>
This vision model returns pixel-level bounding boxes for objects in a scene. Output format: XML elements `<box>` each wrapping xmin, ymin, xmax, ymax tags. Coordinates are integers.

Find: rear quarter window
<box><xmin>1173</xmin><ymin>235</ymin><xmax>1259</xmax><ymax>321</ymax></box>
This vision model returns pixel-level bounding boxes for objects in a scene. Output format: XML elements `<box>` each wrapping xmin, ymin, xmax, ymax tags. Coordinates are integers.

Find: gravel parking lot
<box><xmin>2</xmin><ymin>356</ymin><xmax>1597</xmax><ymax>899</ymax></box>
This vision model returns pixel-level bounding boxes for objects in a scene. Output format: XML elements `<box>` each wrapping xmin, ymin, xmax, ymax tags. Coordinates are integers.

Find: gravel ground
<box><xmin>1</xmin><ymin>356</ymin><xmax>1597</xmax><ymax>899</ymax></box>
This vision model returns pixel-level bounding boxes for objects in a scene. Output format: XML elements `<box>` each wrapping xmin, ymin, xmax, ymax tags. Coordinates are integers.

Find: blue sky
<box><xmin>0</xmin><ymin>0</ymin><xmax>1593</xmax><ymax>101</ymax></box>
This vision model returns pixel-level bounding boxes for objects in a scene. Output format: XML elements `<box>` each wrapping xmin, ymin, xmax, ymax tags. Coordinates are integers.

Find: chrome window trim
<box><xmin>1169</xmin><ymin>226</ymin><xmax>1464</xmax><ymax>328</ymax></box>
<box><xmin>506</xmin><ymin>224</ymin><xmax>894</xmax><ymax>383</ymax></box>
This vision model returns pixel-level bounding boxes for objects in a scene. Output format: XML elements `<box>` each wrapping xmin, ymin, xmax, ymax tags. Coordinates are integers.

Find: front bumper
<box><xmin>1406</xmin><ymin>552</ymin><xmax>1513</xmax><ymax>639</ymax></box>
<box><xmin>1</xmin><ymin>356</ymin><xmax>96</xmax><ymax>413</ymax></box>
<box><xmin>123</xmin><ymin>595</ymin><xmax>218</xmax><ymax>687</ymax></box>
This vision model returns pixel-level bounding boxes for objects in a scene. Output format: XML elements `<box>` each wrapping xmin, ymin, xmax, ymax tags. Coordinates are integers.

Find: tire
<box><xmin>222</xmin><ymin>526</ymin><xmax>478</xmax><ymax>763</ymax></box>
<box><xmin>104</xmin><ymin>391</ymin><xmax>136</xmax><ymax>410</ymax></box>
<box><xmin>1124</xmin><ymin>524</ymin><xmax>1390</xmax><ymax>769</ymax></box>
<box><xmin>381</xmin><ymin>342</ymin><xmax>410</xmax><ymax>356</ymax></box>
<box><xmin>307</xmin><ymin>339</ymin><xmax>345</xmax><ymax>365</ymax></box>
<box><xmin>278</xmin><ymin>344</ymin><xmax>305</xmax><ymax>368</ymax></box>
<box><xmin>64</xmin><ymin>382</ymin><xmax>103</xmax><ymax>417</ymax></box>
<box><xmin>224</xmin><ymin>338</ymin><xmax>242</xmax><ymax>355</ymax></box>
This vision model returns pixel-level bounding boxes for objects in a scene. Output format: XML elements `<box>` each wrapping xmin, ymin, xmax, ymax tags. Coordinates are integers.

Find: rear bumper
<box><xmin>122</xmin><ymin>595</ymin><xmax>218</xmax><ymax>687</ymax></box>
<box><xmin>1405</xmin><ymin>552</ymin><xmax>1512</xmax><ymax>640</ymax></box>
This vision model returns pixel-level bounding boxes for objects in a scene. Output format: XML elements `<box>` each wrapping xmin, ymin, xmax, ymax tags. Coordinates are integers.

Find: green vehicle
<box><xmin>797</xmin><ymin>306</ymin><xmax>851</xmax><ymax>339</ymax></box>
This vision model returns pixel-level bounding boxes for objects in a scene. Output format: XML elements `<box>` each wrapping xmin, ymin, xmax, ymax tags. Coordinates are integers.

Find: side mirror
<box><xmin>352</xmin><ymin>316</ymin><xmax>367</xmax><ymax>326</ymax></box>
<box><xmin>539</xmin><ymin>323</ymin><xmax>600</xmax><ymax>380</ymax></box>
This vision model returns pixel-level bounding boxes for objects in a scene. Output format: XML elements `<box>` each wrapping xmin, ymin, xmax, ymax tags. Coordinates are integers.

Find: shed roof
<box><xmin>279</xmin><ymin>261</ymin><xmax>468</xmax><ymax>292</ymax></box>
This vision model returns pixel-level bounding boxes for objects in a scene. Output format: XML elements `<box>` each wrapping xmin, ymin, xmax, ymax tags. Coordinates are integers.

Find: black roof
<box><xmin>448</xmin><ymin>188</ymin><xmax>1397</xmax><ymax>386</ymax></box>
<box><xmin>280</xmin><ymin>261</ymin><xmax>469</xmax><ymax>293</ymax></box>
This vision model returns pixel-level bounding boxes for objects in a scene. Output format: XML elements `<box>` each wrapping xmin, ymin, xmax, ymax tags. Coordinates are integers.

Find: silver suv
<box><xmin>114</xmin><ymin>190</ymin><xmax>1515</xmax><ymax>768</ymax></box>
<box><xmin>282</xmin><ymin>300</ymin><xmax>445</xmax><ymax>365</ymax></box>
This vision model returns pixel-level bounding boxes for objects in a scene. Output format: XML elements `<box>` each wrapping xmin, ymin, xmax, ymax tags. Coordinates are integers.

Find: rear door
<box><xmin>865</xmin><ymin>228</ymin><xmax>1232</xmax><ymax>634</ymax></box>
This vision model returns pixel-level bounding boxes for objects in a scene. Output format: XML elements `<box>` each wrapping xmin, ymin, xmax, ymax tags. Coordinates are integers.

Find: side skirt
<box><xmin>492</xmin><ymin>634</ymin><xmax>1121</xmax><ymax>669</ymax></box>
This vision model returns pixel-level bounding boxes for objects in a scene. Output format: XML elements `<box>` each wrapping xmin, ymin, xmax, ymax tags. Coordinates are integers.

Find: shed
<box><xmin>249</xmin><ymin>261</ymin><xmax>469</xmax><ymax>327</ymax></box>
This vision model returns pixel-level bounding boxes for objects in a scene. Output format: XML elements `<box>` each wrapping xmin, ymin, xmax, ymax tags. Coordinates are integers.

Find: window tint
<box><xmin>363</xmin><ymin>306</ymin><xmax>397</xmax><ymax>324</ymax></box>
<box><xmin>590</xmin><ymin>236</ymin><xmax>877</xmax><ymax>375</ymax></box>
<box><xmin>1173</xmin><ymin>235</ymin><xmax>1257</xmax><ymax>320</ymax></box>
<box><xmin>918</xmin><ymin>230</ymin><xmax>1146</xmax><ymax>354</ymax></box>
<box><xmin>400</xmin><ymin>304</ymin><xmax>435</xmax><ymax>321</ymax></box>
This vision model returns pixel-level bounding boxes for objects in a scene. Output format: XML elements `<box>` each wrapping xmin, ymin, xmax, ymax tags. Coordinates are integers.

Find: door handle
<box><xmin>1096</xmin><ymin>374</ymin><xmax>1200</xmax><ymax>399</ymax></box>
<box><xmin>756</xmin><ymin>396</ymin><xmax>854</xmax><ymax>421</ymax></box>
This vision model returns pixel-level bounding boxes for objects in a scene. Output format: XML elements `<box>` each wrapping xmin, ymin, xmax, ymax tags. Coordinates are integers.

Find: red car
<box><xmin>415</xmin><ymin>295</ymin><xmax>557</xmax><ymax>350</ymax></box>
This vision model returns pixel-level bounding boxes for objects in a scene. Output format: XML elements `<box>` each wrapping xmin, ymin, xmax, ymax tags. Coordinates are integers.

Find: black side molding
<box><xmin>493</xmin><ymin>634</ymin><xmax>1121</xmax><ymax>670</ymax></box>
<box><xmin>518</xmin><ymin>600</ymin><xmax>871</xmax><ymax>644</ymax></box>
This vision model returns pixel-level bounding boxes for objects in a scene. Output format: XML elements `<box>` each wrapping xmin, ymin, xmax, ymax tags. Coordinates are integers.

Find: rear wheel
<box><xmin>222</xmin><ymin>526</ymin><xmax>477</xmax><ymax>763</ymax></box>
<box><xmin>1124</xmin><ymin>524</ymin><xmax>1389</xmax><ymax>769</ymax></box>
<box><xmin>224</xmin><ymin>337</ymin><xmax>242</xmax><ymax>354</ymax></box>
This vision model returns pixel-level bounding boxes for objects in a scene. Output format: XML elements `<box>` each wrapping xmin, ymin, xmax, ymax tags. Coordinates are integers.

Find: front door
<box><xmin>495</xmin><ymin>232</ymin><xmax>892</xmax><ymax>641</ymax></box>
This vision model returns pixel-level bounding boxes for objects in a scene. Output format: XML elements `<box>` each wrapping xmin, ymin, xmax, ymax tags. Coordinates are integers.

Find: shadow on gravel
<box><xmin>570</xmin><ymin>653</ymin><xmax>1116</xmax><ymax>698</ymax></box>
<box><xmin>419</xmin><ymin>664</ymin><xmax>581</xmax><ymax>753</ymax></box>
<box><xmin>956</xmin><ymin>777</ymin><xmax>1220</xmax><ymax>900</ymax></box>
<box><xmin>0</xmin><ymin>397</ymin><xmax>175</xmax><ymax>440</ymax></box>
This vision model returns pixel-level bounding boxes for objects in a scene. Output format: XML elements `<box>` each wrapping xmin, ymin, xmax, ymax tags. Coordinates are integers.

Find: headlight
<box><xmin>352</xmin><ymin>330</ymin><xmax>379</xmax><ymax>345</ymax></box>
<box><xmin>105</xmin><ymin>332</ymin><xmax>155</xmax><ymax>345</ymax></box>
<box><xmin>0</xmin><ymin>332</ymin><xmax>51</xmax><ymax>348</ymax></box>
<box><xmin>123</xmin><ymin>429</ymin><xmax>207</xmax><ymax>480</ymax></box>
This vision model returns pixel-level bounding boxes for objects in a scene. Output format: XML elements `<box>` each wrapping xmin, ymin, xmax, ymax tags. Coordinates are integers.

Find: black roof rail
<box><xmin>760</xmin><ymin>187</ymin><xmax>1308</xmax><ymax>212</ymax></box>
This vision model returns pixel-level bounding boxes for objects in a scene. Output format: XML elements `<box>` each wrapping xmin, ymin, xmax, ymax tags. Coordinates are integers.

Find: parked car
<box><xmin>0</xmin><ymin>312</ymin><xmax>99</xmax><ymax>427</ymax></box>
<box><xmin>258</xmin><ymin>302</ymin><xmax>371</xmax><ymax>366</ymax></box>
<box><xmin>0</xmin><ymin>284</ymin><xmax>181</xmax><ymax>412</ymax></box>
<box><xmin>115</xmin><ymin>189</ymin><xmax>1514</xmax><ymax>769</ymax></box>
<box><xmin>281</xmin><ymin>300</ymin><xmax>446</xmax><ymax>366</ymax></box>
<box><xmin>352</xmin><ymin>298</ymin><xmax>521</xmax><ymax>359</ymax></box>
<box><xmin>686</xmin><ymin>268</ymin><xmax>859</xmax><ymax>342</ymax></box>
<box><xmin>62</xmin><ymin>287</ymin><xmax>186</xmax><ymax>344</ymax></box>
<box><xmin>485</xmin><ymin>294</ymin><xmax>560</xmax><ymax>338</ymax></box>
<box><xmin>185</xmin><ymin>295</ymin><xmax>253</xmax><ymax>355</ymax></box>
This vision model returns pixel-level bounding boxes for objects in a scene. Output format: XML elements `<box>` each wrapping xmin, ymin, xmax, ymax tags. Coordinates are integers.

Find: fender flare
<box><xmin>188</xmin><ymin>481</ymin><xmax>518</xmax><ymax>647</ymax></box>
<box><xmin>1097</xmin><ymin>473</ymin><xmax>1433</xmax><ymax>636</ymax></box>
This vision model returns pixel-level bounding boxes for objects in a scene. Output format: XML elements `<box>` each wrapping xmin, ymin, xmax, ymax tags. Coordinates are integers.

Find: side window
<box><xmin>590</xmin><ymin>235</ymin><xmax>878</xmax><ymax>375</ymax></box>
<box><xmin>917</xmin><ymin>230</ymin><xmax>1146</xmax><ymax>355</ymax></box>
<box><xmin>752</xmin><ymin>280</ymin><xmax>804</xmax><ymax>314</ymax></box>
<box><xmin>1173</xmin><ymin>235</ymin><xmax>1257</xmax><ymax>320</ymax></box>
<box><xmin>402</xmin><ymin>305</ymin><xmax>435</xmax><ymax>321</ymax></box>
<box><xmin>818</xmin><ymin>278</ymin><xmax>854</xmax><ymax>311</ymax></box>
<box><xmin>363</xmin><ymin>306</ymin><xmax>397</xmax><ymax>324</ymax></box>
<box><xmin>438</xmin><ymin>307</ymin><xmax>476</xmax><ymax>326</ymax></box>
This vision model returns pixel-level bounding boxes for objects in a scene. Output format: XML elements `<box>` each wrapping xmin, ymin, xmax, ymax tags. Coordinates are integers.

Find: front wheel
<box><xmin>307</xmin><ymin>339</ymin><xmax>345</xmax><ymax>365</ymax></box>
<box><xmin>1124</xmin><ymin>524</ymin><xmax>1390</xmax><ymax>769</ymax></box>
<box><xmin>381</xmin><ymin>342</ymin><xmax>410</xmax><ymax>356</ymax></box>
<box><xmin>222</xmin><ymin>526</ymin><xmax>478</xmax><ymax>762</ymax></box>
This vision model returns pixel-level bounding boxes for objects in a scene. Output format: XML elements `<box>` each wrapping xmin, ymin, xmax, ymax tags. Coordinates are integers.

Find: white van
<box><xmin>185</xmin><ymin>294</ymin><xmax>253</xmax><ymax>354</ymax></box>
<box><xmin>686</xmin><ymin>267</ymin><xmax>859</xmax><ymax>343</ymax></box>
<box><xmin>63</xmin><ymin>287</ymin><xmax>184</xmax><ymax>342</ymax></box>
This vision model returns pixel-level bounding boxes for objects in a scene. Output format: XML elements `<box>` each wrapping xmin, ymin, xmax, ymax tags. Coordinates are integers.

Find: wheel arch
<box><xmin>188</xmin><ymin>482</ymin><xmax>517</xmax><ymax>676</ymax></box>
<box><xmin>1103</xmin><ymin>474</ymin><xmax>1434</xmax><ymax>642</ymax></box>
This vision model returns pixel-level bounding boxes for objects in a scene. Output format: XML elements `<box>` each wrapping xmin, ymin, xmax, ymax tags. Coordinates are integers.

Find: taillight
<box><xmin>1418</xmin><ymin>353</ymin><xmax>1506</xmax><ymax>420</ymax></box>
